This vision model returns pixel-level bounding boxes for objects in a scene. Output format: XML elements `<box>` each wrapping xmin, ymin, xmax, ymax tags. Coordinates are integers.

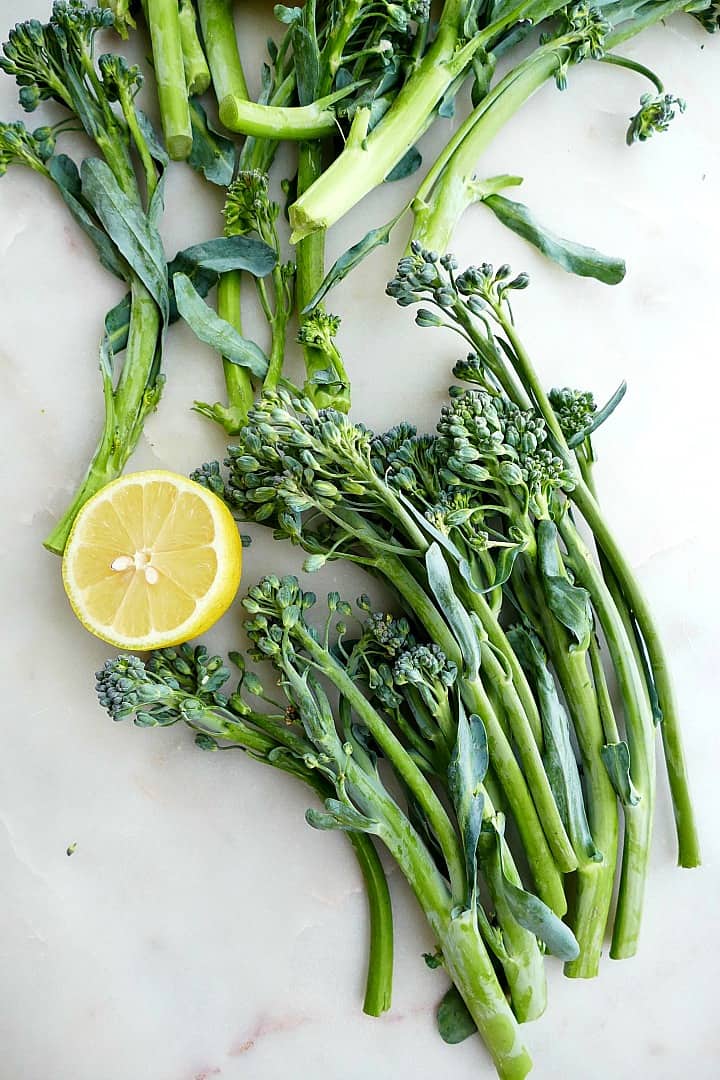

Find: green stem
<box><xmin>411</xmin><ymin>49</ymin><xmax>563</xmax><ymax>252</ymax></box>
<box><xmin>494</xmin><ymin>308</ymin><xmax>699</xmax><ymax>873</ymax></box>
<box><xmin>478</xmin><ymin>642</ymin><xmax>577</xmax><ymax>873</ymax></box>
<box><xmin>371</xmin><ymin>551</ymin><xmax>566</xmax><ymax>913</ymax></box>
<box><xmin>179</xmin><ymin>0</ymin><xmax>212</xmax><ymax>96</ymax></box>
<box><xmin>462</xmin><ymin>677</ymin><xmax>567</xmax><ymax>915</ymax></box>
<box><xmin>289</xmin><ymin>0</ymin><xmax>480</xmax><ymax>240</ymax></box>
<box><xmin>572</xmin><ymin>481</ymin><xmax>700</xmax><ymax>869</ymax></box>
<box><xmin>588</xmin><ymin>633</ymin><xmax>622</xmax><ymax>746</ymax></box>
<box><xmin>297</xmin><ymin>624</ymin><xmax>468</xmax><ymax>903</ymax></box>
<box><xmin>516</xmin><ymin>568</ymin><xmax>618</xmax><ymax>977</ymax></box>
<box><xmin>346</xmin><ymin>831</ymin><xmax>394</xmax><ymax>1016</ymax></box>
<box><xmin>559</xmin><ymin>517</ymin><xmax>655</xmax><ymax>959</ymax></box>
<box><xmin>44</xmin><ymin>280</ymin><xmax>161</xmax><ymax>554</ymax></box>
<box><xmin>197</xmin><ymin>0</ymin><xmax>248</xmax><ymax>108</ymax></box>
<box><xmin>219</xmin><ymin>94</ymin><xmax>344</xmax><ymax>139</ymax></box>
<box><xmin>117</xmin><ymin>86</ymin><xmax>158</xmax><ymax>207</ymax></box>
<box><xmin>347</xmin><ymin>762</ymin><xmax>531</xmax><ymax>1079</ymax></box>
<box><xmin>599</xmin><ymin>52</ymin><xmax>664</xmax><ymax>94</ymax></box>
<box><xmin>219</xmin><ymin>269</ymin><xmax>254</xmax><ymax>428</ymax></box>
<box><xmin>146</xmin><ymin>0</ymin><xmax>193</xmax><ymax>159</ymax></box>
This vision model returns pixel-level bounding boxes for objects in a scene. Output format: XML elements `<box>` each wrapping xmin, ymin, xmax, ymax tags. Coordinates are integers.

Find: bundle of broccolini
<box><xmin>95</xmin><ymin>248</ymin><xmax>699</xmax><ymax>1075</ymax></box>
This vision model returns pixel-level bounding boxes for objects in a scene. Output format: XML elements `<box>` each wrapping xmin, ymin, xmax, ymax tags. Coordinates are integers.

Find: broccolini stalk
<box><xmin>44</xmin><ymin>278</ymin><xmax>163</xmax><ymax>554</ymax></box>
<box><xmin>145</xmin><ymin>0</ymin><xmax>192</xmax><ymax>159</ymax></box>
<box><xmin>222</xmin><ymin>170</ymin><xmax>295</xmax><ymax>393</ymax></box>
<box><xmin>94</xmin><ymin>645</ymin><xmax>394</xmax><ymax>1018</ymax></box>
<box><xmin>387</xmin><ymin>246</ymin><xmax>697</xmax><ymax>955</ymax></box>
<box><xmin>1</xmin><ymin>4</ymin><xmax>169</xmax><ymax>553</ymax></box>
<box><xmin>197</xmin><ymin>0</ymin><xmax>248</xmax><ymax>107</ymax></box>
<box><xmin>241</xmin><ymin>578</ymin><xmax>566</xmax><ymax>1069</ymax></box>
<box><xmin>178</xmin><ymin>0</ymin><xmax>211</xmax><ymax>96</ymax></box>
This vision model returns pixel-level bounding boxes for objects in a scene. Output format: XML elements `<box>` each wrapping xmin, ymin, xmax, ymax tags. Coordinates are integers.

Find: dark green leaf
<box><xmin>482</xmin><ymin>194</ymin><xmax>626</xmax><ymax>285</ymax></box>
<box><xmin>479</xmin><ymin>820</ymin><xmax>579</xmax><ymax>961</ymax></box>
<box><xmin>508</xmin><ymin>625</ymin><xmax>599</xmax><ymax>862</ymax></box>
<box><xmin>306</xmin><ymin>799</ymin><xmax>378</xmax><ymax>833</ymax></box>
<box><xmin>537</xmin><ymin>519</ymin><xmax>592</xmax><ymax>648</ymax></box>
<box><xmin>303</xmin><ymin>208</ymin><xmax>407</xmax><ymax>311</ymax></box>
<box><xmin>173</xmin><ymin>273</ymin><xmax>269</xmax><ymax>377</ymax></box>
<box><xmin>601</xmin><ymin>741</ymin><xmax>641</xmax><ymax>807</ymax></box>
<box><xmin>136</xmin><ymin>110</ymin><xmax>169</xmax><ymax>166</ymax></box>
<box><xmin>81</xmin><ymin>158</ymin><xmax>169</xmax><ymax>320</ymax></box>
<box><xmin>385</xmin><ymin>146</ymin><xmax>422</xmax><ymax>182</ymax></box>
<box><xmin>448</xmin><ymin>702</ymin><xmax>488</xmax><ymax>907</ymax></box>
<box><xmin>48</xmin><ymin>156</ymin><xmax>127</xmax><ymax>280</ymax></box>
<box><xmin>188</xmin><ymin>98</ymin><xmax>236</xmax><ymax>187</ymax></box>
<box><xmin>425</xmin><ymin>543</ymin><xmax>481</xmax><ymax>679</ymax></box>
<box><xmin>171</xmin><ymin>235</ymin><xmax>276</xmax><ymax>277</ymax></box>
<box><xmin>437</xmin><ymin>986</ymin><xmax>477</xmax><ymax>1044</ymax></box>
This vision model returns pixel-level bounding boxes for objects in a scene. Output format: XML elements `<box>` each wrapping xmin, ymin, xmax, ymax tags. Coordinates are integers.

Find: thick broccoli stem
<box><xmin>497</xmin><ymin>313</ymin><xmax>699</xmax><ymax>871</ymax></box>
<box><xmin>516</xmin><ymin>567</ymin><xmax>618</xmax><ymax>978</ymax></box>
<box><xmin>44</xmin><ymin>279</ymin><xmax>161</xmax><ymax>554</ymax></box>
<box><xmin>346</xmin><ymin>760</ymin><xmax>531</xmax><ymax>1080</ymax></box>
<box><xmin>288</xmin><ymin>0</ymin><xmax>479</xmax><ymax>240</ymax></box>
<box><xmin>219</xmin><ymin>93</ymin><xmax>347</xmax><ymax>140</ymax></box>
<box><xmin>146</xmin><ymin>0</ymin><xmax>193</xmax><ymax>159</ymax></box>
<box><xmin>197</xmin><ymin>0</ymin><xmax>248</xmax><ymax>109</ymax></box>
<box><xmin>178</xmin><ymin>0</ymin><xmax>211</xmax><ymax>96</ymax></box>
<box><xmin>411</xmin><ymin>50</ymin><xmax>563</xmax><ymax>252</ymax></box>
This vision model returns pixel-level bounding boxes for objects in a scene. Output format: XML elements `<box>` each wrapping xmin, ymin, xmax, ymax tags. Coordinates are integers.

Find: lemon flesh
<box><xmin>62</xmin><ymin>471</ymin><xmax>242</xmax><ymax>649</ymax></box>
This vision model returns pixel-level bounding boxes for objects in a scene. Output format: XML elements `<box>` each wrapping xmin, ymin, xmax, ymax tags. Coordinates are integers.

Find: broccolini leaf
<box><xmin>304</xmin><ymin>209</ymin><xmax>407</xmax><ymax>310</ymax></box>
<box><xmin>188</xmin><ymin>98</ymin><xmax>235</xmax><ymax>187</ymax></box>
<box><xmin>171</xmin><ymin>235</ymin><xmax>277</xmax><ymax>277</ymax></box>
<box><xmin>601</xmin><ymin>741</ymin><xmax>641</xmax><ymax>807</ymax></box>
<box><xmin>482</xmin><ymin>194</ymin><xmax>626</xmax><ymax>285</ymax></box>
<box><xmin>537</xmin><ymin>519</ymin><xmax>592</xmax><ymax>649</ymax></box>
<box><xmin>48</xmin><ymin>155</ymin><xmax>127</xmax><ymax>280</ymax></box>
<box><xmin>425</xmin><ymin>543</ymin><xmax>481</xmax><ymax>679</ymax></box>
<box><xmin>385</xmin><ymin>146</ymin><xmax>422</xmax><ymax>182</ymax></box>
<box><xmin>508</xmin><ymin>624</ymin><xmax>599</xmax><ymax>862</ymax></box>
<box><xmin>81</xmin><ymin>157</ymin><xmax>169</xmax><ymax>320</ymax></box>
<box><xmin>448</xmin><ymin>702</ymin><xmax>488</xmax><ymax>908</ymax></box>
<box><xmin>173</xmin><ymin>273</ymin><xmax>269</xmax><ymax>378</ymax></box>
<box><xmin>478</xmin><ymin>819</ymin><xmax>580</xmax><ymax>960</ymax></box>
<box><xmin>437</xmin><ymin>986</ymin><xmax>477</xmax><ymax>1044</ymax></box>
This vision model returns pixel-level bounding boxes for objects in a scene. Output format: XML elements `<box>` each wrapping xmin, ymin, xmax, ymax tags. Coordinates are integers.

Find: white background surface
<box><xmin>1</xmin><ymin>4</ymin><xmax>719</xmax><ymax>1078</ymax></box>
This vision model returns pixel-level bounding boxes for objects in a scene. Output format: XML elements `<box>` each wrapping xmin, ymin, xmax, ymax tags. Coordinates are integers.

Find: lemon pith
<box><xmin>62</xmin><ymin>470</ymin><xmax>242</xmax><ymax>649</ymax></box>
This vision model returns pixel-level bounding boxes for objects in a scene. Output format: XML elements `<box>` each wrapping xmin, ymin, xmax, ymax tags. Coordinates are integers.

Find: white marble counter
<box><xmin>1</xmin><ymin>4</ymin><xmax>719</xmax><ymax>1078</ymax></box>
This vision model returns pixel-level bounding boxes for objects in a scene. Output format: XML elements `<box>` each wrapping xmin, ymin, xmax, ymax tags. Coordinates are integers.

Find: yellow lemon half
<box><xmin>62</xmin><ymin>470</ymin><xmax>242</xmax><ymax>650</ymax></box>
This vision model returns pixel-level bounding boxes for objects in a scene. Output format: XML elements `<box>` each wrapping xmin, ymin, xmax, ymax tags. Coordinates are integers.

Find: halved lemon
<box><xmin>62</xmin><ymin>470</ymin><xmax>242</xmax><ymax>650</ymax></box>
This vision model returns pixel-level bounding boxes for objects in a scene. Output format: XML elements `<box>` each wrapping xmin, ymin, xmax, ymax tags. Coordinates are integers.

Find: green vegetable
<box><xmin>145</xmin><ymin>0</ymin><xmax>192</xmax><ymax>159</ymax></box>
<box><xmin>0</xmin><ymin>2</ymin><xmax>170</xmax><ymax>553</ymax></box>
